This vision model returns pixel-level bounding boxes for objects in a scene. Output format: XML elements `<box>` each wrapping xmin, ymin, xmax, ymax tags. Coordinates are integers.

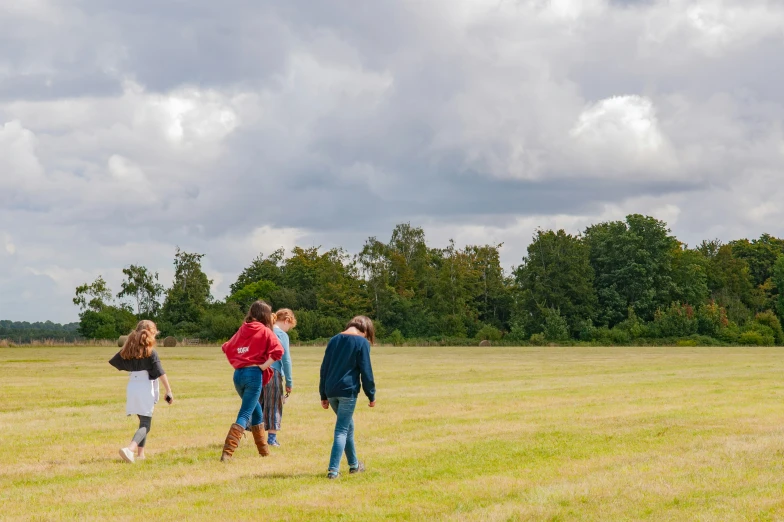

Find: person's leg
<box><xmin>328</xmin><ymin>397</ymin><xmax>357</xmax><ymax>474</ymax></box>
<box><xmin>234</xmin><ymin>367</ymin><xmax>263</xmax><ymax>428</ymax></box>
<box><xmin>266</xmin><ymin>371</ymin><xmax>283</xmax><ymax>445</ymax></box>
<box><xmin>222</xmin><ymin>367</ymin><xmax>260</xmax><ymax>461</ymax></box>
<box><xmin>135</xmin><ymin>415</ymin><xmax>152</xmax><ymax>458</ymax></box>
<box><xmin>344</xmin><ymin>416</ymin><xmax>357</xmax><ymax>469</ymax></box>
<box><xmin>244</xmin><ymin>369</ymin><xmax>268</xmax><ymax>457</ymax></box>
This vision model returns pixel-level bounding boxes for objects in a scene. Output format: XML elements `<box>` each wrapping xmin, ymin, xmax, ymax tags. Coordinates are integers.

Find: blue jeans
<box><xmin>233</xmin><ymin>367</ymin><xmax>263</xmax><ymax>428</ymax></box>
<box><xmin>328</xmin><ymin>397</ymin><xmax>358</xmax><ymax>472</ymax></box>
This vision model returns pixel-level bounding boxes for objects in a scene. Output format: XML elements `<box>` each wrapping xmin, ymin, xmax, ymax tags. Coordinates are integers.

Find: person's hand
<box><xmin>286</xmin><ymin>386</ymin><xmax>292</xmax><ymax>394</ymax></box>
<box><xmin>321</xmin><ymin>400</ymin><xmax>329</xmax><ymax>409</ymax></box>
<box><xmin>259</xmin><ymin>363</ymin><xmax>270</xmax><ymax>371</ymax></box>
<box><xmin>165</xmin><ymin>393</ymin><xmax>174</xmax><ymax>404</ymax></box>
<box><xmin>368</xmin><ymin>401</ymin><xmax>376</xmax><ymax>408</ymax></box>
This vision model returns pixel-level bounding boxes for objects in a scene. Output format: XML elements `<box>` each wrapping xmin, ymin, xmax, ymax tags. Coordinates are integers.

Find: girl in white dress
<box><xmin>109</xmin><ymin>320</ymin><xmax>174</xmax><ymax>463</ymax></box>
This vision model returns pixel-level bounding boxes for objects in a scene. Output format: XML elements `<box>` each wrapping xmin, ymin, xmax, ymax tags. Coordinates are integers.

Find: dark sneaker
<box><xmin>327</xmin><ymin>471</ymin><xmax>339</xmax><ymax>479</ymax></box>
<box><xmin>349</xmin><ymin>462</ymin><xmax>365</xmax><ymax>474</ymax></box>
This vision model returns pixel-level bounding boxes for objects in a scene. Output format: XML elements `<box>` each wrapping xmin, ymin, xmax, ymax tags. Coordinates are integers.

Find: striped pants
<box><xmin>260</xmin><ymin>369</ymin><xmax>284</xmax><ymax>431</ymax></box>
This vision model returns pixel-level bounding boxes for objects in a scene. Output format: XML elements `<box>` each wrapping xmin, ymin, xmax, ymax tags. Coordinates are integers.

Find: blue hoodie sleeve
<box><xmin>319</xmin><ymin>339</ymin><xmax>332</xmax><ymax>401</ymax></box>
<box><xmin>358</xmin><ymin>341</ymin><xmax>376</xmax><ymax>402</ymax></box>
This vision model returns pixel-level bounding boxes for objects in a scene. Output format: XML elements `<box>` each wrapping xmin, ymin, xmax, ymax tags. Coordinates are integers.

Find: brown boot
<box><xmin>250</xmin><ymin>424</ymin><xmax>270</xmax><ymax>457</ymax></box>
<box><xmin>220</xmin><ymin>423</ymin><xmax>244</xmax><ymax>462</ymax></box>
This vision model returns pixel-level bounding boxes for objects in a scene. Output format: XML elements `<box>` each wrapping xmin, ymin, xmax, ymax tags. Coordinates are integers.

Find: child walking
<box><xmin>220</xmin><ymin>300</ymin><xmax>283</xmax><ymax>461</ymax></box>
<box><xmin>319</xmin><ymin>316</ymin><xmax>376</xmax><ymax>479</ymax></box>
<box><xmin>109</xmin><ymin>320</ymin><xmax>173</xmax><ymax>464</ymax></box>
<box><xmin>262</xmin><ymin>309</ymin><xmax>297</xmax><ymax>447</ymax></box>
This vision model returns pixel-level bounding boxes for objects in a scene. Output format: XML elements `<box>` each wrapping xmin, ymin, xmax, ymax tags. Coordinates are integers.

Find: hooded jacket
<box><xmin>222</xmin><ymin>321</ymin><xmax>284</xmax><ymax>385</ymax></box>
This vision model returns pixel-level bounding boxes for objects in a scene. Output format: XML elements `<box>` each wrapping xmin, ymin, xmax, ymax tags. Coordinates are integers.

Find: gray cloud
<box><xmin>2</xmin><ymin>0</ymin><xmax>784</xmax><ymax>322</ymax></box>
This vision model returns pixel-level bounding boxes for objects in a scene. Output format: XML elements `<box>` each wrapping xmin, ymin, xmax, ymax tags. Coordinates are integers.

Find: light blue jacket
<box><xmin>271</xmin><ymin>325</ymin><xmax>293</xmax><ymax>388</ymax></box>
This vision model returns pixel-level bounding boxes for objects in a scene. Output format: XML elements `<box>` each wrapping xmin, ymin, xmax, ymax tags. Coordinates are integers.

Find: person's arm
<box><xmin>359</xmin><ymin>341</ymin><xmax>376</xmax><ymax>406</ymax></box>
<box><xmin>319</xmin><ymin>342</ymin><xmax>331</xmax><ymax>405</ymax></box>
<box><xmin>159</xmin><ymin>373</ymin><xmax>174</xmax><ymax>404</ymax></box>
<box><xmin>108</xmin><ymin>352</ymin><xmax>126</xmax><ymax>371</ymax></box>
<box><xmin>258</xmin><ymin>330</ymin><xmax>283</xmax><ymax>371</ymax></box>
<box><xmin>281</xmin><ymin>334</ymin><xmax>293</xmax><ymax>391</ymax></box>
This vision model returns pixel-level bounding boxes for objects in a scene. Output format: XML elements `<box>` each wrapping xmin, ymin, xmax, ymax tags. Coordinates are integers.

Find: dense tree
<box><xmin>59</xmin><ymin>219</ymin><xmax>784</xmax><ymax>346</ymax></box>
<box><xmin>514</xmin><ymin>229</ymin><xmax>598</xmax><ymax>336</ymax></box>
<box><xmin>585</xmin><ymin>215</ymin><xmax>677</xmax><ymax>325</ymax></box>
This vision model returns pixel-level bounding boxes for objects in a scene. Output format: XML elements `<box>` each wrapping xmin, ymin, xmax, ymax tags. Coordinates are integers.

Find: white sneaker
<box><xmin>119</xmin><ymin>447</ymin><xmax>135</xmax><ymax>463</ymax></box>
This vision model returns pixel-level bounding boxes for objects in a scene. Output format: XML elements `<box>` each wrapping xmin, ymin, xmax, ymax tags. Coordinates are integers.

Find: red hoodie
<box><xmin>222</xmin><ymin>321</ymin><xmax>284</xmax><ymax>385</ymax></box>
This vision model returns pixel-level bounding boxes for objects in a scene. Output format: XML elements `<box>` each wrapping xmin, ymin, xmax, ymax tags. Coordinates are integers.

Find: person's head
<box><xmin>345</xmin><ymin>315</ymin><xmax>375</xmax><ymax>344</ymax></box>
<box><xmin>274</xmin><ymin>308</ymin><xmax>297</xmax><ymax>333</ymax></box>
<box><xmin>120</xmin><ymin>320</ymin><xmax>158</xmax><ymax>360</ymax></box>
<box><xmin>245</xmin><ymin>300</ymin><xmax>275</xmax><ymax>328</ymax></box>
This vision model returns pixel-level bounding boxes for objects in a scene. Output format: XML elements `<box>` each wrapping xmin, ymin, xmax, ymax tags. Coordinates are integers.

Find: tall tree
<box><xmin>73</xmin><ymin>276</ymin><xmax>136</xmax><ymax>339</ymax></box>
<box><xmin>585</xmin><ymin>214</ymin><xmax>677</xmax><ymax>325</ymax></box>
<box><xmin>229</xmin><ymin>249</ymin><xmax>285</xmax><ymax>294</ymax></box>
<box><xmin>161</xmin><ymin>248</ymin><xmax>213</xmax><ymax>332</ymax></box>
<box><xmin>514</xmin><ymin>229</ymin><xmax>597</xmax><ymax>335</ymax></box>
<box><xmin>73</xmin><ymin>276</ymin><xmax>113</xmax><ymax>312</ymax></box>
<box><xmin>117</xmin><ymin>265</ymin><xmax>164</xmax><ymax>318</ymax></box>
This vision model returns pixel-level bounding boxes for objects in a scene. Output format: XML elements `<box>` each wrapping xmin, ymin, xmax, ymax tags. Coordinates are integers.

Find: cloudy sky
<box><xmin>2</xmin><ymin>0</ymin><xmax>784</xmax><ymax>323</ymax></box>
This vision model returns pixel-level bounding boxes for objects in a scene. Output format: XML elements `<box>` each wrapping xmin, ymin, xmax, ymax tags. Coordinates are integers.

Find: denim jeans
<box><xmin>328</xmin><ymin>397</ymin><xmax>358</xmax><ymax>472</ymax></box>
<box><xmin>233</xmin><ymin>366</ymin><xmax>263</xmax><ymax>428</ymax></box>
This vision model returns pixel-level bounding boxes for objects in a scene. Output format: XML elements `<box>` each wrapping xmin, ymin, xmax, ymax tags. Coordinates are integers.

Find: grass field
<box><xmin>2</xmin><ymin>345</ymin><xmax>784</xmax><ymax>521</ymax></box>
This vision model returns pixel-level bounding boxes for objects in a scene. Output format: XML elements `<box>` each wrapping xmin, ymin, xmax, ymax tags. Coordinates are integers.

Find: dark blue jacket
<box><xmin>319</xmin><ymin>334</ymin><xmax>375</xmax><ymax>402</ymax></box>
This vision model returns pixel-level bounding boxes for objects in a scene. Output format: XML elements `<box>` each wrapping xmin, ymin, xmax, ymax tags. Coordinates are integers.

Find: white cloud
<box><xmin>569</xmin><ymin>95</ymin><xmax>678</xmax><ymax>178</ymax></box>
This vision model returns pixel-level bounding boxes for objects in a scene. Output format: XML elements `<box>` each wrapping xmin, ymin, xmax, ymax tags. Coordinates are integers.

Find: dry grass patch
<box><xmin>2</xmin><ymin>346</ymin><xmax>784</xmax><ymax>520</ymax></box>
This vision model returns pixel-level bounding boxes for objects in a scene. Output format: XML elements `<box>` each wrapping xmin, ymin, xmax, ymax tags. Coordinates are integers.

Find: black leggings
<box><xmin>132</xmin><ymin>415</ymin><xmax>152</xmax><ymax>447</ymax></box>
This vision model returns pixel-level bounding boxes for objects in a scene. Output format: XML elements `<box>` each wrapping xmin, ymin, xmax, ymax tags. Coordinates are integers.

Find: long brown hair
<box><xmin>245</xmin><ymin>300</ymin><xmax>275</xmax><ymax>328</ymax></box>
<box><xmin>346</xmin><ymin>315</ymin><xmax>375</xmax><ymax>344</ymax></box>
<box><xmin>120</xmin><ymin>320</ymin><xmax>158</xmax><ymax>360</ymax></box>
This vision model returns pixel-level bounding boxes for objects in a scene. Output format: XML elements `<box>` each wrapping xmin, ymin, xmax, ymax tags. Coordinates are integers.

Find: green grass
<box><xmin>3</xmin><ymin>345</ymin><xmax>784</xmax><ymax>521</ymax></box>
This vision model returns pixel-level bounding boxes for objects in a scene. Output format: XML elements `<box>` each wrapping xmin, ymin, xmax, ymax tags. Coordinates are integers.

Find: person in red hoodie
<box><xmin>220</xmin><ymin>300</ymin><xmax>284</xmax><ymax>461</ymax></box>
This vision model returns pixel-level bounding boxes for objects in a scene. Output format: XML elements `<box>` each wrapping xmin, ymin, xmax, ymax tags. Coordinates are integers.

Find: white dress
<box><xmin>126</xmin><ymin>370</ymin><xmax>160</xmax><ymax>417</ymax></box>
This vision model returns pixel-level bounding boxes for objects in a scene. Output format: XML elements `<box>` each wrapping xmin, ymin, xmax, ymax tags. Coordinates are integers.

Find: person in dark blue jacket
<box><xmin>319</xmin><ymin>315</ymin><xmax>376</xmax><ymax>479</ymax></box>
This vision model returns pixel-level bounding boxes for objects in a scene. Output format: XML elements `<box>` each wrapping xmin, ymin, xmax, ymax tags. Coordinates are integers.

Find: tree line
<box><xmin>68</xmin><ymin>215</ymin><xmax>784</xmax><ymax>346</ymax></box>
<box><xmin>0</xmin><ymin>320</ymin><xmax>80</xmax><ymax>343</ymax></box>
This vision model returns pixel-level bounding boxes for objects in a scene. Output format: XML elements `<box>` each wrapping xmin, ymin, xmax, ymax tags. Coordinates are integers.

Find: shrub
<box><xmin>615</xmin><ymin>307</ymin><xmax>647</xmax><ymax>339</ymax></box>
<box><xmin>542</xmin><ymin>308</ymin><xmax>570</xmax><ymax>342</ymax></box>
<box><xmin>676</xmin><ymin>338</ymin><xmax>698</xmax><ymax>347</ymax></box>
<box><xmin>716</xmin><ymin>323</ymin><xmax>741</xmax><ymax>344</ymax></box>
<box><xmin>529</xmin><ymin>333</ymin><xmax>547</xmax><ymax>346</ymax></box>
<box><xmin>754</xmin><ymin>311</ymin><xmax>784</xmax><ymax>345</ymax></box>
<box><xmin>609</xmin><ymin>327</ymin><xmax>631</xmax><ymax>344</ymax></box>
<box><xmin>577</xmin><ymin>319</ymin><xmax>595</xmax><ymax>341</ymax></box>
<box><xmin>697</xmin><ymin>302</ymin><xmax>729</xmax><ymax>337</ymax></box>
<box><xmin>651</xmin><ymin>303</ymin><xmax>698</xmax><ymax>338</ymax></box>
<box><xmin>506</xmin><ymin>322</ymin><xmax>528</xmax><ymax>342</ymax></box>
<box><xmin>386</xmin><ymin>329</ymin><xmax>405</xmax><ymax>346</ymax></box>
<box><xmin>739</xmin><ymin>330</ymin><xmax>774</xmax><ymax>346</ymax></box>
<box><xmin>475</xmin><ymin>325</ymin><xmax>503</xmax><ymax>342</ymax></box>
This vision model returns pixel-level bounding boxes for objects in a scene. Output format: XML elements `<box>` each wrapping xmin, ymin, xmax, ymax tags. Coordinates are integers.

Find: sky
<box><xmin>2</xmin><ymin>0</ymin><xmax>784</xmax><ymax>323</ymax></box>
